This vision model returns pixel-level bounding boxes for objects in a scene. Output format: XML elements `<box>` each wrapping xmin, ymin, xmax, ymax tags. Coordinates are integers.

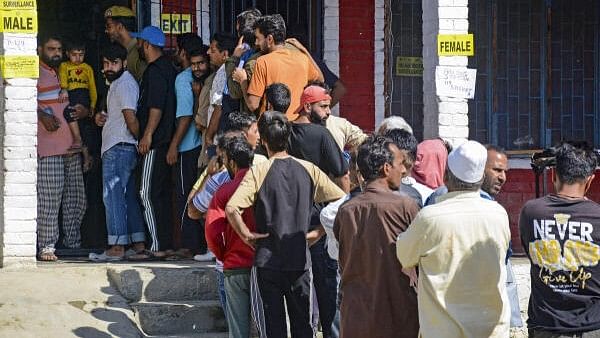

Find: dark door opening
<box><xmin>37</xmin><ymin>0</ymin><xmax>133</xmax><ymax>252</ymax></box>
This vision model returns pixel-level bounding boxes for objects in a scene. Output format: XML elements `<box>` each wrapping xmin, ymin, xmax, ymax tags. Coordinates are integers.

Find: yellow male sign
<box><xmin>0</xmin><ymin>9</ymin><xmax>37</xmax><ymax>33</ymax></box>
<box><xmin>438</xmin><ymin>34</ymin><xmax>474</xmax><ymax>56</ymax></box>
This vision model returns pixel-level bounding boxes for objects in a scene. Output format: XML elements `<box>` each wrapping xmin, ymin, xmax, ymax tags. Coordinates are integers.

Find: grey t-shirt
<box><xmin>101</xmin><ymin>70</ymin><xmax>139</xmax><ymax>155</ymax></box>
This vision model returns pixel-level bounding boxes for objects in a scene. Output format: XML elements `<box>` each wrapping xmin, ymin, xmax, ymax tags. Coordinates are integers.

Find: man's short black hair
<box><xmin>228</xmin><ymin>111</ymin><xmax>257</xmax><ymax>132</ymax></box>
<box><xmin>306</xmin><ymin>80</ymin><xmax>331</xmax><ymax>92</ymax></box>
<box><xmin>110</xmin><ymin>16</ymin><xmax>137</xmax><ymax>32</ymax></box>
<box><xmin>555</xmin><ymin>142</ymin><xmax>598</xmax><ymax>184</ymax></box>
<box><xmin>485</xmin><ymin>144</ymin><xmax>507</xmax><ymax>156</ymax></box>
<box><xmin>102</xmin><ymin>42</ymin><xmax>127</xmax><ymax>62</ymax></box>
<box><xmin>254</xmin><ymin>14</ymin><xmax>286</xmax><ymax>44</ymax></box>
<box><xmin>211</xmin><ymin>32</ymin><xmax>237</xmax><ymax>55</ymax></box>
<box><xmin>189</xmin><ymin>44</ymin><xmax>209</xmax><ymax>58</ymax></box>
<box><xmin>223</xmin><ymin>135</ymin><xmax>254</xmax><ymax>169</ymax></box>
<box><xmin>237</xmin><ymin>8</ymin><xmax>261</xmax><ymax>45</ymax></box>
<box><xmin>266</xmin><ymin>83</ymin><xmax>291</xmax><ymax>113</ymax></box>
<box><xmin>384</xmin><ymin>129</ymin><xmax>417</xmax><ymax>163</ymax></box>
<box><xmin>357</xmin><ymin>135</ymin><xmax>395</xmax><ymax>182</ymax></box>
<box><xmin>258</xmin><ymin>111</ymin><xmax>290</xmax><ymax>152</ymax></box>
<box><xmin>178</xmin><ymin>33</ymin><xmax>203</xmax><ymax>56</ymax></box>
<box><xmin>66</xmin><ymin>39</ymin><xmax>86</xmax><ymax>52</ymax></box>
<box><xmin>38</xmin><ymin>33</ymin><xmax>62</xmax><ymax>47</ymax></box>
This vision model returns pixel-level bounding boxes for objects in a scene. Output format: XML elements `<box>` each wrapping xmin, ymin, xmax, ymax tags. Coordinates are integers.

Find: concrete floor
<box><xmin>0</xmin><ymin>258</ymin><xmax>533</xmax><ymax>338</ymax></box>
<box><xmin>0</xmin><ymin>261</ymin><xmax>142</xmax><ymax>338</ymax></box>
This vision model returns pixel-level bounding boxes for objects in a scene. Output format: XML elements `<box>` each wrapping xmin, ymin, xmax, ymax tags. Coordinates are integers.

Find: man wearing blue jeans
<box><xmin>90</xmin><ymin>43</ymin><xmax>145</xmax><ymax>261</ymax></box>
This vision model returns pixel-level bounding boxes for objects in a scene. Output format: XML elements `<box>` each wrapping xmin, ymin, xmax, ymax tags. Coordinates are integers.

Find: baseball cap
<box><xmin>132</xmin><ymin>26</ymin><xmax>166</xmax><ymax>47</ymax></box>
<box><xmin>104</xmin><ymin>6</ymin><xmax>135</xmax><ymax>18</ymax></box>
<box><xmin>447</xmin><ymin>140</ymin><xmax>487</xmax><ymax>183</ymax></box>
<box><xmin>295</xmin><ymin>85</ymin><xmax>332</xmax><ymax>114</ymax></box>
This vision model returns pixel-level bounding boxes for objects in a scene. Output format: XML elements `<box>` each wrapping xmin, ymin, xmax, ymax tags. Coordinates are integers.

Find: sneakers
<box><xmin>193</xmin><ymin>251</ymin><xmax>215</xmax><ymax>262</ymax></box>
<box><xmin>89</xmin><ymin>251</ymin><xmax>123</xmax><ymax>262</ymax></box>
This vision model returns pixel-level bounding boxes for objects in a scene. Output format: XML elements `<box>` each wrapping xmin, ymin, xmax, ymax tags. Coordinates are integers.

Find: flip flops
<box><xmin>89</xmin><ymin>251</ymin><xmax>123</xmax><ymax>262</ymax></box>
<box><xmin>127</xmin><ymin>249</ymin><xmax>165</xmax><ymax>261</ymax></box>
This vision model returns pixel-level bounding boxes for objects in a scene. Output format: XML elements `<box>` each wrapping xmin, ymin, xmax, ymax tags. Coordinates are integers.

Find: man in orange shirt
<box><xmin>232</xmin><ymin>14</ymin><xmax>322</xmax><ymax>120</ymax></box>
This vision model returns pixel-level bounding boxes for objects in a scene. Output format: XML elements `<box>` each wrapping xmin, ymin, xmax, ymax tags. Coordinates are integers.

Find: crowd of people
<box><xmin>35</xmin><ymin>4</ymin><xmax>600</xmax><ymax>338</ymax></box>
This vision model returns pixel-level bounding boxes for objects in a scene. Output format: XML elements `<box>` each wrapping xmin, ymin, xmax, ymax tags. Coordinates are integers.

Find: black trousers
<box><xmin>138</xmin><ymin>146</ymin><xmax>173</xmax><ymax>251</ymax></box>
<box><xmin>174</xmin><ymin>146</ymin><xmax>206</xmax><ymax>253</ymax></box>
<box><xmin>257</xmin><ymin>267</ymin><xmax>314</xmax><ymax>338</ymax></box>
<box><xmin>310</xmin><ymin>236</ymin><xmax>338</xmax><ymax>338</ymax></box>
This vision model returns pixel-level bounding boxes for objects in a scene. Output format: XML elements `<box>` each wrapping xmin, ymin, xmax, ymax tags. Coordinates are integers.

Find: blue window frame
<box><xmin>468</xmin><ymin>0</ymin><xmax>600</xmax><ymax>150</ymax></box>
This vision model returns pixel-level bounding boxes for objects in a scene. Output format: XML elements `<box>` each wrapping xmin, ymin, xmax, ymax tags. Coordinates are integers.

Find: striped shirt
<box><xmin>193</xmin><ymin>170</ymin><xmax>231</xmax><ymax>213</ymax></box>
<box><xmin>37</xmin><ymin>62</ymin><xmax>72</xmax><ymax>158</ymax></box>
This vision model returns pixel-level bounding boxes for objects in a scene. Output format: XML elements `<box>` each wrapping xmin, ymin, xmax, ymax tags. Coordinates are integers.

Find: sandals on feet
<box><xmin>38</xmin><ymin>248</ymin><xmax>58</xmax><ymax>262</ymax></box>
<box><xmin>127</xmin><ymin>249</ymin><xmax>165</xmax><ymax>261</ymax></box>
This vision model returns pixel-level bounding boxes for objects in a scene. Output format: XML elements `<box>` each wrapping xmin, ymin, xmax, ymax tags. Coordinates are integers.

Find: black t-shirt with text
<box><xmin>519</xmin><ymin>194</ymin><xmax>600</xmax><ymax>333</ymax></box>
<box><xmin>137</xmin><ymin>55</ymin><xmax>177</xmax><ymax>149</ymax></box>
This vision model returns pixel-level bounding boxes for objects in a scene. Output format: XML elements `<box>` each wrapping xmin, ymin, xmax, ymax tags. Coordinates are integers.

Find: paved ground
<box><xmin>0</xmin><ymin>261</ymin><xmax>141</xmax><ymax>338</ymax></box>
<box><xmin>0</xmin><ymin>258</ymin><xmax>532</xmax><ymax>338</ymax></box>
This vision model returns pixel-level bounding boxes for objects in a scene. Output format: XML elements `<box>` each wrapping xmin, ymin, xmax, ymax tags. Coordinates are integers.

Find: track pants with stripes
<box><xmin>139</xmin><ymin>147</ymin><xmax>173</xmax><ymax>252</ymax></box>
<box><xmin>251</xmin><ymin>267</ymin><xmax>315</xmax><ymax>338</ymax></box>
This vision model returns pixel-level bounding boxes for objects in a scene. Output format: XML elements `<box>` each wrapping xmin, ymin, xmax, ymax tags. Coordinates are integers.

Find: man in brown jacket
<box><xmin>334</xmin><ymin>135</ymin><xmax>420</xmax><ymax>338</ymax></box>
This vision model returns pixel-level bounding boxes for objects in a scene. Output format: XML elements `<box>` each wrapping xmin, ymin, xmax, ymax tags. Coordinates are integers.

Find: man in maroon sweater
<box><xmin>205</xmin><ymin>135</ymin><xmax>256</xmax><ymax>338</ymax></box>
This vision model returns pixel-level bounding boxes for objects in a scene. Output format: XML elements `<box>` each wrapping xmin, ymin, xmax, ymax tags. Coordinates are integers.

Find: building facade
<box><xmin>1</xmin><ymin>0</ymin><xmax>599</xmax><ymax>266</ymax></box>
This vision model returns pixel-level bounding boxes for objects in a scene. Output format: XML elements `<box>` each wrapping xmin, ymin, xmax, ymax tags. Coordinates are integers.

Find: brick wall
<box><xmin>339</xmin><ymin>0</ymin><xmax>375</xmax><ymax>131</ymax></box>
<box><xmin>496</xmin><ymin>168</ymin><xmax>600</xmax><ymax>255</ymax></box>
<box><xmin>0</xmin><ymin>33</ymin><xmax>39</xmax><ymax>267</ymax></box>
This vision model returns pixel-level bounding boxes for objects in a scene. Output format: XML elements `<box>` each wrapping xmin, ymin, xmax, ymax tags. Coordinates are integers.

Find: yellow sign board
<box><xmin>438</xmin><ymin>34</ymin><xmax>474</xmax><ymax>56</ymax></box>
<box><xmin>0</xmin><ymin>9</ymin><xmax>37</xmax><ymax>33</ymax></box>
<box><xmin>0</xmin><ymin>55</ymin><xmax>39</xmax><ymax>78</ymax></box>
<box><xmin>395</xmin><ymin>56</ymin><xmax>423</xmax><ymax>77</ymax></box>
<box><xmin>0</xmin><ymin>0</ymin><xmax>36</xmax><ymax>11</ymax></box>
<box><xmin>161</xmin><ymin>13</ymin><xmax>192</xmax><ymax>34</ymax></box>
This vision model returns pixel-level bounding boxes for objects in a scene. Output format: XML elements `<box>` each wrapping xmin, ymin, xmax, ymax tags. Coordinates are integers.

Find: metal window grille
<box><xmin>469</xmin><ymin>0</ymin><xmax>600</xmax><ymax>150</ymax></box>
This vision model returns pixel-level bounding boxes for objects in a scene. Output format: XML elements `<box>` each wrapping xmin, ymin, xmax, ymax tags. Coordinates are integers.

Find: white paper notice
<box><xmin>435</xmin><ymin>66</ymin><xmax>477</xmax><ymax>99</ymax></box>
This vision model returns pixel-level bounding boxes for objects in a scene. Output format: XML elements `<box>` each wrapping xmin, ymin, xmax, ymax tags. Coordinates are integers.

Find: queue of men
<box><xmin>35</xmin><ymin>4</ymin><xmax>600</xmax><ymax>338</ymax></box>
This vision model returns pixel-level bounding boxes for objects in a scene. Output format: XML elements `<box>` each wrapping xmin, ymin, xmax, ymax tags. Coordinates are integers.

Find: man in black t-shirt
<box><xmin>130</xmin><ymin>26</ymin><xmax>177</xmax><ymax>258</ymax></box>
<box><xmin>288</xmin><ymin>84</ymin><xmax>347</xmax><ymax>338</ymax></box>
<box><xmin>520</xmin><ymin>142</ymin><xmax>600</xmax><ymax>337</ymax></box>
<box><xmin>226</xmin><ymin>111</ymin><xmax>345</xmax><ymax>338</ymax></box>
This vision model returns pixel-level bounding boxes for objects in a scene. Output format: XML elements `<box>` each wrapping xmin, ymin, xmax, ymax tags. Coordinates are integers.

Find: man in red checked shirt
<box><xmin>205</xmin><ymin>136</ymin><xmax>257</xmax><ymax>338</ymax></box>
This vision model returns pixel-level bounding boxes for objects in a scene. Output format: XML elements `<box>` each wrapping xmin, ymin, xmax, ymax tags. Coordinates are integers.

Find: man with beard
<box><xmin>104</xmin><ymin>6</ymin><xmax>146</xmax><ymax>82</ymax></box>
<box><xmin>128</xmin><ymin>26</ymin><xmax>177</xmax><ymax>260</ymax></box>
<box><xmin>287</xmin><ymin>84</ymin><xmax>347</xmax><ymax>338</ymax></box>
<box><xmin>36</xmin><ymin>35</ymin><xmax>87</xmax><ymax>261</ymax></box>
<box><xmin>302</xmin><ymin>82</ymin><xmax>366</xmax><ymax>152</ymax></box>
<box><xmin>168</xmin><ymin>35</ymin><xmax>206</xmax><ymax>260</ymax></box>
<box><xmin>90</xmin><ymin>43</ymin><xmax>145</xmax><ymax>261</ymax></box>
<box><xmin>335</xmin><ymin>135</ymin><xmax>420</xmax><ymax>338</ymax></box>
<box><xmin>231</xmin><ymin>14</ymin><xmax>322</xmax><ymax>120</ymax></box>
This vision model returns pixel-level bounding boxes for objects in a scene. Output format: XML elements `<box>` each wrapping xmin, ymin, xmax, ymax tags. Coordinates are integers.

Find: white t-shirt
<box><xmin>101</xmin><ymin>71</ymin><xmax>139</xmax><ymax>156</ymax></box>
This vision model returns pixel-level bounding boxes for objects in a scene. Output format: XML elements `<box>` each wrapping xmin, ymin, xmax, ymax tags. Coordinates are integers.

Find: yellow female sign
<box><xmin>437</xmin><ymin>34</ymin><xmax>474</xmax><ymax>56</ymax></box>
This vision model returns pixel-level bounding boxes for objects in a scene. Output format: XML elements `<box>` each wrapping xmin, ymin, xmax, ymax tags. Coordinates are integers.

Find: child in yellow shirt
<box><xmin>58</xmin><ymin>40</ymin><xmax>97</xmax><ymax>170</ymax></box>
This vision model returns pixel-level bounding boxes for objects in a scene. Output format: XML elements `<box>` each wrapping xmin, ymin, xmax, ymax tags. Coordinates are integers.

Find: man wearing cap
<box><xmin>287</xmin><ymin>84</ymin><xmax>348</xmax><ymax>338</ymax></box>
<box><xmin>129</xmin><ymin>26</ymin><xmax>177</xmax><ymax>259</ymax></box>
<box><xmin>104</xmin><ymin>6</ymin><xmax>146</xmax><ymax>82</ymax></box>
<box><xmin>396</xmin><ymin>140</ymin><xmax>511</xmax><ymax>338</ymax></box>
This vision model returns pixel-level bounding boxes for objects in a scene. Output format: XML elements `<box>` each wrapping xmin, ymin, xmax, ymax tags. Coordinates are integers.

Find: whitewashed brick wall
<box><xmin>422</xmin><ymin>0</ymin><xmax>470</xmax><ymax>145</ymax></box>
<box><xmin>0</xmin><ymin>33</ymin><xmax>39</xmax><ymax>268</ymax></box>
<box><xmin>323</xmin><ymin>0</ymin><xmax>340</xmax><ymax>116</ymax></box>
<box><xmin>374</xmin><ymin>0</ymin><xmax>385</xmax><ymax>127</ymax></box>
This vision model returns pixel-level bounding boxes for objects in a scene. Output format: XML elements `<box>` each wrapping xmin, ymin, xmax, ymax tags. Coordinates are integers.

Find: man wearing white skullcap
<box><xmin>396</xmin><ymin>140</ymin><xmax>511</xmax><ymax>338</ymax></box>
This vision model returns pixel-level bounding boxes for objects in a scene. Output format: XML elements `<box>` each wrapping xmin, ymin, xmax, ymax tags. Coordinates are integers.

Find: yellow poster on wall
<box><xmin>438</xmin><ymin>34</ymin><xmax>474</xmax><ymax>56</ymax></box>
<box><xmin>396</xmin><ymin>57</ymin><xmax>423</xmax><ymax>77</ymax></box>
<box><xmin>0</xmin><ymin>0</ymin><xmax>36</xmax><ymax>11</ymax></box>
<box><xmin>0</xmin><ymin>9</ymin><xmax>37</xmax><ymax>33</ymax></box>
<box><xmin>1</xmin><ymin>55</ymin><xmax>39</xmax><ymax>78</ymax></box>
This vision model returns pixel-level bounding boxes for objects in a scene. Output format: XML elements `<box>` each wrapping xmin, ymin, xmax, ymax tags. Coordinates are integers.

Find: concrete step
<box><xmin>132</xmin><ymin>300</ymin><xmax>227</xmax><ymax>336</ymax></box>
<box><xmin>107</xmin><ymin>262</ymin><xmax>220</xmax><ymax>302</ymax></box>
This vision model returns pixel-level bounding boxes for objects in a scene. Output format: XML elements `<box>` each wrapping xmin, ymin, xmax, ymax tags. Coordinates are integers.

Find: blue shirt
<box><xmin>175</xmin><ymin>67</ymin><xmax>202</xmax><ymax>152</ymax></box>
